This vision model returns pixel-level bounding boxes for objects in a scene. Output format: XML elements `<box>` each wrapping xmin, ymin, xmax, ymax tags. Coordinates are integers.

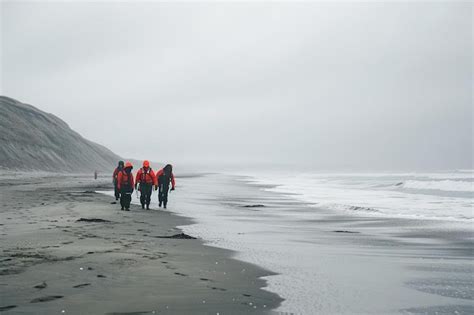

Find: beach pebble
<box><xmin>61</xmin><ymin>310</ymin><xmax>65</xmax><ymax>313</ymax></box>
<box><xmin>79</xmin><ymin>267</ymin><xmax>83</xmax><ymax>271</ymax></box>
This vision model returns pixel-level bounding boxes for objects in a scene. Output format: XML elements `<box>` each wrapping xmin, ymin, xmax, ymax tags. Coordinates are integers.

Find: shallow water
<box><xmin>172</xmin><ymin>173</ymin><xmax>473</xmax><ymax>314</ymax></box>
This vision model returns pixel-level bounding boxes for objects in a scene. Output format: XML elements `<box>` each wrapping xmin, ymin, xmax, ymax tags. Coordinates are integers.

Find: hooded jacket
<box><xmin>156</xmin><ymin>166</ymin><xmax>175</xmax><ymax>189</ymax></box>
<box><xmin>135</xmin><ymin>167</ymin><xmax>157</xmax><ymax>186</ymax></box>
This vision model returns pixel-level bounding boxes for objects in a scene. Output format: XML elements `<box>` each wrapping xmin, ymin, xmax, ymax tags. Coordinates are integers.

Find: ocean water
<box><xmin>241</xmin><ymin>170</ymin><xmax>473</xmax><ymax>222</ymax></box>
<box><xmin>99</xmin><ymin>170</ymin><xmax>473</xmax><ymax>314</ymax></box>
<box><xmin>172</xmin><ymin>171</ymin><xmax>473</xmax><ymax>314</ymax></box>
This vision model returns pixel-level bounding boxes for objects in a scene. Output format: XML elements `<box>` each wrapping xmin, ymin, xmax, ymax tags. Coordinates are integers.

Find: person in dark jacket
<box><xmin>156</xmin><ymin>164</ymin><xmax>175</xmax><ymax>209</ymax></box>
<box><xmin>117</xmin><ymin>162</ymin><xmax>134</xmax><ymax>211</ymax></box>
<box><xmin>112</xmin><ymin>161</ymin><xmax>125</xmax><ymax>200</ymax></box>
<box><xmin>135</xmin><ymin>160</ymin><xmax>157</xmax><ymax>210</ymax></box>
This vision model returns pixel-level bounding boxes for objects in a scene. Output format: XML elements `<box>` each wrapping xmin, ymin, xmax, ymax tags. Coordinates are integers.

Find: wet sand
<box><xmin>170</xmin><ymin>174</ymin><xmax>474</xmax><ymax>314</ymax></box>
<box><xmin>0</xmin><ymin>173</ymin><xmax>282</xmax><ymax>314</ymax></box>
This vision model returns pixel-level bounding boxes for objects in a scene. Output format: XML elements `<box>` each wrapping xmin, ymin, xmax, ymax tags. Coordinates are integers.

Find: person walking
<box><xmin>135</xmin><ymin>160</ymin><xmax>157</xmax><ymax>210</ymax></box>
<box><xmin>112</xmin><ymin>161</ymin><xmax>124</xmax><ymax>201</ymax></box>
<box><xmin>156</xmin><ymin>164</ymin><xmax>175</xmax><ymax>209</ymax></box>
<box><xmin>117</xmin><ymin>161</ymin><xmax>134</xmax><ymax>211</ymax></box>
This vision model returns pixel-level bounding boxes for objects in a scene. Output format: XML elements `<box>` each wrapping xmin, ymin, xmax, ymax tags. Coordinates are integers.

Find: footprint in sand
<box><xmin>0</xmin><ymin>305</ymin><xmax>17</xmax><ymax>311</ymax></box>
<box><xmin>73</xmin><ymin>283</ymin><xmax>91</xmax><ymax>288</ymax></box>
<box><xmin>30</xmin><ymin>295</ymin><xmax>63</xmax><ymax>303</ymax></box>
<box><xmin>200</xmin><ymin>278</ymin><xmax>213</xmax><ymax>282</ymax></box>
<box><xmin>34</xmin><ymin>282</ymin><xmax>47</xmax><ymax>289</ymax></box>
<box><xmin>332</xmin><ymin>230</ymin><xmax>360</xmax><ymax>234</ymax></box>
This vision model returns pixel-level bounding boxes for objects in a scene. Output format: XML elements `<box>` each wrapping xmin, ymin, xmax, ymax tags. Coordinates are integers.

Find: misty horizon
<box><xmin>1</xmin><ymin>1</ymin><xmax>472</xmax><ymax>171</ymax></box>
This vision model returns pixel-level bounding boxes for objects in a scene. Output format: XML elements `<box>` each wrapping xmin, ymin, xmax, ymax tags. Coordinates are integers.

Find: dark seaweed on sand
<box><xmin>154</xmin><ymin>233</ymin><xmax>196</xmax><ymax>239</ymax></box>
<box><xmin>30</xmin><ymin>295</ymin><xmax>63</xmax><ymax>303</ymax></box>
<box><xmin>76</xmin><ymin>218</ymin><xmax>111</xmax><ymax>223</ymax></box>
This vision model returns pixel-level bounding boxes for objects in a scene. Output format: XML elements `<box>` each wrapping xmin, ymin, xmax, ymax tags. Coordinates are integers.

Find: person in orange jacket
<box><xmin>156</xmin><ymin>164</ymin><xmax>175</xmax><ymax>209</ymax></box>
<box><xmin>117</xmin><ymin>161</ymin><xmax>134</xmax><ymax>211</ymax></box>
<box><xmin>135</xmin><ymin>160</ymin><xmax>157</xmax><ymax>210</ymax></box>
<box><xmin>112</xmin><ymin>161</ymin><xmax>124</xmax><ymax>200</ymax></box>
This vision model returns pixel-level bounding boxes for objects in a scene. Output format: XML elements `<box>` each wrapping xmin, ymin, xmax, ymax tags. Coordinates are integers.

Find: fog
<box><xmin>1</xmin><ymin>1</ymin><xmax>472</xmax><ymax>171</ymax></box>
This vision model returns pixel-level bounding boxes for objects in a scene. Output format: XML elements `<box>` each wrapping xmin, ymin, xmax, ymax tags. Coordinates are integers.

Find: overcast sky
<box><xmin>1</xmin><ymin>1</ymin><xmax>472</xmax><ymax>171</ymax></box>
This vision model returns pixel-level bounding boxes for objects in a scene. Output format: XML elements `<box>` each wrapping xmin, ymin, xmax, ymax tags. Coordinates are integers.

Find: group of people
<box><xmin>112</xmin><ymin>160</ymin><xmax>176</xmax><ymax>211</ymax></box>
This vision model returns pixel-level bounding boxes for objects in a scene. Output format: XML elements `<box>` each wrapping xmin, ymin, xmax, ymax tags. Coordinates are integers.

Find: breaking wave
<box><xmin>400</xmin><ymin>180</ymin><xmax>473</xmax><ymax>193</ymax></box>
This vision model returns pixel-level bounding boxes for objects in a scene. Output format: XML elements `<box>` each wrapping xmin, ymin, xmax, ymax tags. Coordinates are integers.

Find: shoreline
<box><xmin>170</xmin><ymin>173</ymin><xmax>474</xmax><ymax>314</ymax></box>
<box><xmin>2</xmin><ymin>171</ymin><xmax>472</xmax><ymax>314</ymax></box>
<box><xmin>0</xmin><ymin>173</ymin><xmax>282</xmax><ymax>314</ymax></box>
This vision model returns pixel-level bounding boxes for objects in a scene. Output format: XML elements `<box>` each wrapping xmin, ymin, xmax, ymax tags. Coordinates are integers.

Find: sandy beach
<box><xmin>1</xmin><ymin>171</ymin><xmax>472</xmax><ymax>314</ymax></box>
<box><xmin>0</xmin><ymin>173</ymin><xmax>282</xmax><ymax>314</ymax></box>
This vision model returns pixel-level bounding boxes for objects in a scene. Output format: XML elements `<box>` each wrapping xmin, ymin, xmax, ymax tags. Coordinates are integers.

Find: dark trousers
<box><xmin>114</xmin><ymin>183</ymin><xmax>120</xmax><ymax>200</ymax></box>
<box><xmin>159</xmin><ymin>184</ymin><xmax>170</xmax><ymax>207</ymax></box>
<box><xmin>139</xmin><ymin>183</ymin><xmax>153</xmax><ymax>207</ymax></box>
<box><xmin>120</xmin><ymin>188</ymin><xmax>132</xmax><ymax>209</ymax></box>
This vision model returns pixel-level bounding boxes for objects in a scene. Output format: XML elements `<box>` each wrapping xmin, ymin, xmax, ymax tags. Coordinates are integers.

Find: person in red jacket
<box><xmin>135</xmin><ymin>160</ymin><xmax>157</xmax><ymax>210</ymax></box>
<box><xmin>156</xmin><ymin>164</ymin><xmax>175</xmax><ymax>209</ymax></box>
<box><xmin>117</xmin><ymin>161</ymin><xmax>134</xmax><ymax>211</ymax></box>
<box><xmin>112</xmin><ymin>160</ymin><xmax>124</xmax><ymax>200</ymax></box>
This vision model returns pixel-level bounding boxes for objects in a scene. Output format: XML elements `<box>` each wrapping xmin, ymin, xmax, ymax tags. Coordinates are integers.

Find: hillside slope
<box><xmin>0</xmin><ymin>96</ymin><xmax>121</xmax><ymax>172</ymax></box>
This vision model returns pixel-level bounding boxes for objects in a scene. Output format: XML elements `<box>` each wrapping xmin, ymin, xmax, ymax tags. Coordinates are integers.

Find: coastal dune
<box><xmin>0</xmin><ymin>96</ymin><xmax>120</xmax><ymax>172</ymax></box>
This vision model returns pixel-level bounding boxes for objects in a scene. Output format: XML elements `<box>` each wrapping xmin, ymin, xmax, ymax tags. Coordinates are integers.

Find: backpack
<box><xmin>120</xmin><ymin>170</ymin><xmax>133</xmax><ymax>190</ymax></box>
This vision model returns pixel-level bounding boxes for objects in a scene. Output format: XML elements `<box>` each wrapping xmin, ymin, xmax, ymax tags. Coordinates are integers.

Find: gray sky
<box><xmin>1</xmin><ymin>1</ymin><xmax>472</xmax><ymax>171</ymax></box>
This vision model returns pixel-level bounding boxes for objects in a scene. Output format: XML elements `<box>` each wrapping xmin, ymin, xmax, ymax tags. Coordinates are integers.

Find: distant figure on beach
<box><xmin>135</xmin><ymin>160</ymin><xmax>157</xmax><ymax>210</ymax></box>
<box><xmin>156</xmin><ymin>164</ymin><xmax>175</xmax><ymax>209</ymax></box>
<box><xmin>117</xmin><ymin>161</ymin><xmax>134</xmax><ymax>211</ymax></box>
<box><xmin>112</xmin><ymin>161</ymin><xmax>124</xmax><ymax>201</ymax></box>
<box><xmin>94</xmin><ymin>170</ymin><xmax>98</xmax><ymax>180</ymax></box>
